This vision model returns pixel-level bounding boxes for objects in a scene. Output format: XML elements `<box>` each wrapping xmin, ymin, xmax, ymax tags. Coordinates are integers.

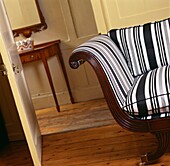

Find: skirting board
<box><xmin>32</xmin><ymin>85</ymin><xmax>104</xmax><ymax>110</ymax></box>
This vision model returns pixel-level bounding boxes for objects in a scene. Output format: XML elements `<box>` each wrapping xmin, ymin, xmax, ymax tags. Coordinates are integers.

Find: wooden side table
<box><xmin>19</xmin><ymin>40</ymin><xmax>74</xmax><ymax>112</ymax></box>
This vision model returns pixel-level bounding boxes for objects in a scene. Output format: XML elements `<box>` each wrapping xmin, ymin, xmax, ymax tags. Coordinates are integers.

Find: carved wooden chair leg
<box><xmin>141</xmin><ymin>132</ymin><xmax>170</xmax><ymax>165</ymax></box>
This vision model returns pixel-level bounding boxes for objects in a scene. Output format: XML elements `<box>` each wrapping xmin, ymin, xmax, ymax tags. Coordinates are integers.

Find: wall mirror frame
<box><xmin>5</xmin><ymin>0</ymin><xmax>47</xmax><ymax>38</ymax></box>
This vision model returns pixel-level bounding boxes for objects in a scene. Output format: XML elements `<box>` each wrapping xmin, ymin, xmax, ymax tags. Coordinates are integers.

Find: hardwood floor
<box><xmin>0</xmin><ymin>99</ymin><xmax>170</xmax><ymax>166</ymax></box>
<box><xmin>36</xmin><ymin>98</ymin><xmax>114</xmax><ymax>135</ymax></box>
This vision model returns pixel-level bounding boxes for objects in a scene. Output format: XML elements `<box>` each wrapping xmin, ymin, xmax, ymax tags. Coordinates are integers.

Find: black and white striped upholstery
<box><xmin>108</xmin><ymin>18</ymin><xmax>170</xmax><ymax>77</ymax></box>
<box><xmin>73</xmin><ymin>35</ymin><xmax>134</xmax><ymax>107</ymax></box>
<box><xmin>73</xmin><ymin>20</ymin><xmax>170</xmax><ymax>119</ymax></box>
<box><xmin>123</xmin><ymin>66</ymin><xmax>170</xmax><ymax>119</ymax></box>
<box><xmin>71</xmin><ymin>18</ymin><xmax>170</xmax><ymax>163</ymax></box>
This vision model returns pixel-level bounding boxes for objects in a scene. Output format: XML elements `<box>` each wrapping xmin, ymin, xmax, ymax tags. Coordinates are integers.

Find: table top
<box><xmin>19</xmin><ymin>39</ymin><xmax>61</xmax><ymax>55</ymax></box>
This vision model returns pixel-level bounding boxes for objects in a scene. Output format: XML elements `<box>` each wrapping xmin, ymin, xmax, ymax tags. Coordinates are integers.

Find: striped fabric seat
<box><xmin>73</xmin><ymin>23</ymin><xmax>170</xmax><ymax>119</ymax></box>
<box><xmin>108</xmin><ymin>18</ymin><xmax>170</xmax><ymax>77</ymax></box>
<box><xmin>73</xmin><ymin>35</ymin><xmax>134</xmax><ymax>108</ymax></box>
<box><xmin>123</xmin><ymin>66</ymin><xmax>170</xmax><ymax>119</ymax></box>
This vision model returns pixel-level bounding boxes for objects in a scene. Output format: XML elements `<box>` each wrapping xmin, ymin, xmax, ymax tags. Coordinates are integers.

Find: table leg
<box><xmin>57</xmin><ymin>46</ymin><xmax>74</xmax><ymax>103</ymax></box>
<box><xmin>40</xmin><ymin>51</ymin><xmax>60</xmax><ymax>112</ymax></box>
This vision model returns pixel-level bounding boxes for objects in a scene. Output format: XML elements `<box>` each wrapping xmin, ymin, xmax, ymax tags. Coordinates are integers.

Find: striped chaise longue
<box><xmin>69</xmin><ymin>18</ymin><xmax>170</xmax><ymax>165</ymax></box>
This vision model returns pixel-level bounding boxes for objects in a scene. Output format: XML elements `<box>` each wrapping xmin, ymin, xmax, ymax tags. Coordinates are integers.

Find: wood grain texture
<box><xmin>0</xmin><ymin>99</ymin><xmax>170</xmax><ymax>166</ymax></box>
<box><xmin>36</xmin><ymin>98</ymin><xmax>114</xmax><ymax>135</ymax></box>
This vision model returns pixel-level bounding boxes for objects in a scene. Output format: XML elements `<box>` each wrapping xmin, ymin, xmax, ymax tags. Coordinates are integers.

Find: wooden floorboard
<box><xmin>36</xmin><ymin>98</ymin><xmax>113</xmax><ymax>135</ymax></box>
<box><xmin>0</xmin><ymin>99</ymin><xmax>170</xmax><ymax>166</ymax></box>
<box><xmin>41</xmin><ymin>124</ymin><xmax>170</xmax><ymax>166</ymax></box>
<box><xmin>0</xmin><ymin>140</ymin><xmax>33</xmax><ymax>166</ymax></box>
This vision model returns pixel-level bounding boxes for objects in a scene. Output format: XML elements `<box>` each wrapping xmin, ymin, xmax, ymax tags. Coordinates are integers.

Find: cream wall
<box><xmin>91</xmin><ymin>0</ymin><xmax>170</xmax><ymax>34</ymax></box>
<box><xmin>16</xmin><ymin>0</ymin><xmax>102</xmax><ymax>109</ymax></box>
<box><xmin>14</xmin><ymin>0</ymin><xmax>170</xmax><ymax>110</ymax></box>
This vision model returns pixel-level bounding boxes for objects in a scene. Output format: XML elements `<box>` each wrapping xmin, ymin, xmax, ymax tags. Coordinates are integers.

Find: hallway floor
<box><xmin>0</xmin><ymin>99</ymin><xmax>170</xmax><ymax>166</ymax></box>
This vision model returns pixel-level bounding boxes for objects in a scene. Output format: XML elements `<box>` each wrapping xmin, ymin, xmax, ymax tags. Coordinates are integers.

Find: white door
<box><xmin>0</xmin><ymin>1</ymin><xmax>41</xmax><ymax>165</ymax></box>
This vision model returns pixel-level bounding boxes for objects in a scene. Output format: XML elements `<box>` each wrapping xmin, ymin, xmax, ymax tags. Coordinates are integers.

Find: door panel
<box><xmin>0</xmin><ymin>54</ymin><xmax>24</xmax><ymax>141</ymax></box>
<box><xmin>91</xmin><ymin>0</ymin><xmax>170</xmax><ymax>33</ymax></box>
<box><xmin>0</xmin><ymin>0</ymin><xmax>41</xmax><ymax>165</ymax></box>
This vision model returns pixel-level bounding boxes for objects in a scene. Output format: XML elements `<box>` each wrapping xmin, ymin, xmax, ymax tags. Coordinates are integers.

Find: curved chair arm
<box><xmin>70</xmin><ymin>59</ymin><xmax>85</xmax><ymax>69</ymax></box>
<box><xmin>69</xmin><ymin>35</ymin><xmax>149</xmax><ymax>132</ymax></box>
<box><xmin>70</xmin><ymin>35</ymin><xmax>170</xmax><ymax>164</ymax></box>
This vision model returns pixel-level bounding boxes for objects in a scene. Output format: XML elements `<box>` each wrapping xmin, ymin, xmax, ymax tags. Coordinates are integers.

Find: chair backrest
<box><xmin>108</xmin><ymin>18</ymin><xmax>170</xmax><ymax>77</ymax></box>
<box><xmin>73</xmin><ymin>35</ymin><xmax>134</xmax><ymax>108</ymax></box>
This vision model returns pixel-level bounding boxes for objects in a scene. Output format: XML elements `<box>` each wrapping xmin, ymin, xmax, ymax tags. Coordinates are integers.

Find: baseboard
<box><xmin>32</xmin><ymin>91</ymin><xmax>71</xmax><ymax>110</ymax></box>
<box><xmin>32</xmin><ymin>85</ymin><xmax>103</xmax><ymax>110</ymax></box>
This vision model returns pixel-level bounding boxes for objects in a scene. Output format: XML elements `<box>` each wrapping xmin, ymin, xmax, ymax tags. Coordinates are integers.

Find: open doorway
<box><xmin>0</xmin><ymin>110</ymin><xmax>8</xmax><ymax>149</ymax></box>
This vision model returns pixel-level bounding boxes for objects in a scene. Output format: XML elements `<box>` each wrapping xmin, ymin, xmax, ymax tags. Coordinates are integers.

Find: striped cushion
<box><xmin>73</xmin><ymin>35</ymin><xmax>134</xmax><ymax>107</ymax></box>
<box><xmin>108</xmin><ymin>18</ymin><xmax>170</xmax><ymax>77</ymax></box>
<box><xmin>123</xmin><ymin>66</ymin><xmax>170</xmax><ymax>119</ymax></box>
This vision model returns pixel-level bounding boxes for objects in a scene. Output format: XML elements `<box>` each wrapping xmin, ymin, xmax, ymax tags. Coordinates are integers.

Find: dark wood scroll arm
<box><xmin>70</xmin><ymin>59</ymin><xmax>85</xmax><ymax>69</ymax></box>
<box><xmin>69</xmin><ymin>51</ymin><xmax>170</xmax><ymax>164</ymax></box>
<box><xmin>69</xmin><ymin>51</ymin><xmax>149</xmax><ymax>133</ymax></box>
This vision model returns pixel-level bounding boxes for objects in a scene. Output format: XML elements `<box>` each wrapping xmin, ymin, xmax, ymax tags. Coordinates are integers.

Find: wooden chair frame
<box><xmin>69</xmin><ymin>51</ymin><xmax>170</xmax><ymax>165</ymax></box>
